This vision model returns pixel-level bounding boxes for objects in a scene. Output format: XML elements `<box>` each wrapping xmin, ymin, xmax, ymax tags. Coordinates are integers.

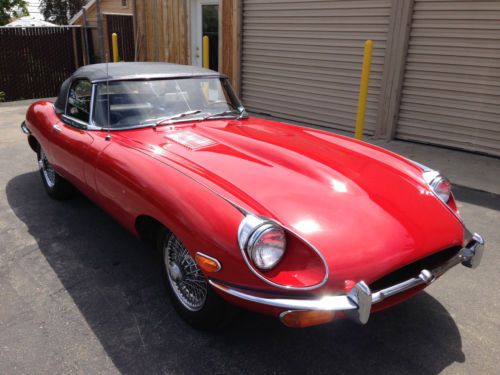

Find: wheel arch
<box><xmin>28</xmin><ymin>134</ymin><xmax>39</xmax><ymax>153</ymax></box>
<box><xmin>135</xmin><ymin>214</ymin><xmax>171</xmax><ymax>246</ymax></box>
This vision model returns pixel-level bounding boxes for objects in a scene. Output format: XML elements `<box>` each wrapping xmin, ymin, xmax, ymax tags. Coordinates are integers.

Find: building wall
<box><xmin>72</xmin><ymin>0</ymin><xmax>133</xmax><ymax>62</ymax></box>
<box><xmin>134</xmin><ymin>0</ymin><xmax>241</xmax><ymax>92</ymax></box>
<box><xmin>131</xmin><ymin>0</ymin><xmax>500</xmax><ymax>156</ymax></box>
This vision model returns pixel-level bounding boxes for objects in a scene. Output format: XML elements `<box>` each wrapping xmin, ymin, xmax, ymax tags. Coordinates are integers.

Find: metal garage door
<box><xmin>397</xmin><ymin>0</ymin><xmax>500</xmax><ymax>156</ymax></box>
<box><xmin>241</xmin><ymin>0</ymin><xmax>391</xmax><ymax>134</ymax></box>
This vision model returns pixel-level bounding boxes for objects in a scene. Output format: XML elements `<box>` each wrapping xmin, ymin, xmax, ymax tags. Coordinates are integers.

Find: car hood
<box><xmin>117</xmin><ymin>117</ymin><xmax>464</xmax><ymax>287</ymax></box>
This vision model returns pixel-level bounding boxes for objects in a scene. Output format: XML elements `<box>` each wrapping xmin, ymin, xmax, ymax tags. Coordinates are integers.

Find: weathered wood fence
<box><xmin>106</xmin><ymin>15</ymin><xmax>135</xmax><ymax>62</ymax></box>
<box><xmin>0</xmin><ymin>27</ymin><xmax>86</xmax><ymax>101</ymax></box>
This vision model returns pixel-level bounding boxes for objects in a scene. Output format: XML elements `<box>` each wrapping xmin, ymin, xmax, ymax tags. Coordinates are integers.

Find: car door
<box><xmin>50</xmin><ymin>79</ymin><xmax>95</xmax><ymax>190</ymax></box>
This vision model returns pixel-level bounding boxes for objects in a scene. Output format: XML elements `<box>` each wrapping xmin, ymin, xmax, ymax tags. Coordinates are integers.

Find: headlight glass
<box><xmin>422</xmin><ymin>169</ymin><xmax>452</xmax><ymax>203</ymax></box>
<box><xmin>247</xmin><ymin>224</ymin><xmax>286</xmax><ymax>270</ymax></box>
<box><xmin>238</xmin><ymin>215</ymin><xmax>286</xmax><ymax>271</ymax></box>
<box><xmin>430</xmin><ymin>176</ymin><xmax>451</xmax><ymax>203</ymax></box>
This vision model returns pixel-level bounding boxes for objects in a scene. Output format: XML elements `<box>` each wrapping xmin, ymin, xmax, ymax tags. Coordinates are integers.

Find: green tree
<box><xmin>0</xmin><ymin>0</ymin><xmax>29</xmax><ymax>26</ymax></box>
<box><xmin>40</xmin><ymin>0</ymin><xmax>85</xmax><ymax>25</ymax></box>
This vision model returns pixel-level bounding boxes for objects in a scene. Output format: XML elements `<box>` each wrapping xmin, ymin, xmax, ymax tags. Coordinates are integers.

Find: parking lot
<box><xmin>1</xmin><ymin>100</ymin><xmax>499</xmax><ymax>374</ymax></box>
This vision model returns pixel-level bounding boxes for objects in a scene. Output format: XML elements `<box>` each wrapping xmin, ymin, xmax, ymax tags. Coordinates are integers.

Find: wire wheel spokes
<box><xmin>38</xmin><ymin>149</ymin><xmax>55</xmax><ymax>188</ymax></box>
<box><xmin>164</xmin><ymin>235</ymin><xmax>208</xmax><ymax>311</ymax></box>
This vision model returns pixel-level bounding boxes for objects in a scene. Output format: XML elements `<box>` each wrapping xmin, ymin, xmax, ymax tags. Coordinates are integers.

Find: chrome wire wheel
<box><xmin>38</xmin><ymin>149</ymin><xmax>56</xmax><ymax>188</ymax></box>
<box><xmin>163</xmin><ymin>235</ymin><xmax>208</xmax><ymax>312</ymax></box>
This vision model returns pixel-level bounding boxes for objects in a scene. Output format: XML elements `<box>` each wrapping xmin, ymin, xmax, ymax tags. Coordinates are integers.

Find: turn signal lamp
<box><xmin>195</xmin><ymin>252</ymin><xmax>221</xmax><ymax>273</ymax></box>
<box><xmin>280</xmin><ymin>310</ymin><xmax>335</xmax><ymax>328</ymax></box>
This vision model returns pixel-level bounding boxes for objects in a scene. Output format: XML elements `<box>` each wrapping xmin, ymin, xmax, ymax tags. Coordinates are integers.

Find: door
<box><xmin>396</xmin><ymin>0</ymin><xmax>500</xmax><ymax>157</ymax></box>
<box><xmin>50</xmin><ymin>79</ymin><xmax>94</xmax><ymax>189</ymax></box>
<box><xmin>240</xmin><ymin>0</ymin><xmax>392</xmax><ymax>134</ymax></box>
<box><xmin>190</xmin><ymin>0</ymin><xmax>219</xmax><ymax>71</ymax></box>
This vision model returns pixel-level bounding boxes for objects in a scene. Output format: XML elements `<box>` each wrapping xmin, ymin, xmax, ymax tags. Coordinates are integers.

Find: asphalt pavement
<box><xmin>1</xmin><ymin>100</ymin><xmax>499</xmax><ymax>374</ymax></box>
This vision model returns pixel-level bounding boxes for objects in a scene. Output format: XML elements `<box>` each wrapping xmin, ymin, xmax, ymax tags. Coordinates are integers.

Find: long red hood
<box><xmin>116</xmin><ymin>117</ymin><xmax>464</xmax><ymax>286</ymax></box>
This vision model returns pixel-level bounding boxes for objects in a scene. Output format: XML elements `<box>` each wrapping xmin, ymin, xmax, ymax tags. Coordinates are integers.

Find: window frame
<box><xmin>63</xmin><ymin>79</ymin><xmax>100</xmax><ymax>130</ymax></box>
<box><xmin>91</xmin><ymin>76</ymin><xmax>245</xmax><ymax>131</ymax></box>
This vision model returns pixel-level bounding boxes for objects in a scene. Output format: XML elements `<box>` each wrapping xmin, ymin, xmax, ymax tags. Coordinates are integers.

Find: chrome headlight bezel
<box><xmin>422</xmin><ymin>169</ymin><xmax>452</xmax><ymax>204</ymax></box>
<box><xmin>238</xmin><ymin>215</ymin><xmax>286</xmax><ymax>271</ymax></box>
<box><xmin>429</xmin><ymin>175</ymin><xmax>452</xmax><ymax>203</ymax></box>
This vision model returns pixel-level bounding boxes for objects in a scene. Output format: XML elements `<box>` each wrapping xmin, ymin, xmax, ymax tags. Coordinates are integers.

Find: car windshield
<box><xmin>93</xmin><ymin>77</ymin><xmax>245</xmax><ymax>129</ymax></box>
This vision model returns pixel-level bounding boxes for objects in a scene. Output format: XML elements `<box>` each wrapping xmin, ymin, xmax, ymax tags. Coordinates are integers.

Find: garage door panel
<box><xmin>245</xmin><ymin>71</ymin><xmax>383</xmax><ymax>91</ymax></box>
<box><xmin>405</xmin><ymin>62</ymin><xmax>500</xmax><ymax>79</ymax></box>
<box><xmin>244</xmin><ymin>86</ymin><xmax>380</xmax><ymax>113</ymax></box>
<box><xmin>244</xmin><ymin>1</ymin><xmax>389</xmax><ymax>11</ymax></box>
<box><xmin>404</xmin><ymin>71</ymin><xmax>500</xmax><ymax>88</ymax></box>
<box><xmin>396</xmin><ymin>0</ymin><xmax>500</xmax><ymax>156</ymax></box>
<box><xmin>399</xmin><ymin>94</ymin><xmax>500</xmax><ymax>116</ymax></box>
<box><xmin>242</xmin><ymin>0</ymin><xmax>391</xmax><ymax>134</ymax></box>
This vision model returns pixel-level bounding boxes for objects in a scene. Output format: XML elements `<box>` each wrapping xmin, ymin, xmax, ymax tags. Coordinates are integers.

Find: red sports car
<box><xmin>22</xmin><ymin>62</ymin><xmax>484</xmax><ymax>329</ymax></box>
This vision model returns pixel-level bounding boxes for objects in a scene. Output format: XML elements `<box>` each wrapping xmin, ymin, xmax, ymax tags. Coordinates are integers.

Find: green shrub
<box><xmin>0</xmin><ymin>91</ymin><xmax>5</xmax><ymax>102</ymax></box>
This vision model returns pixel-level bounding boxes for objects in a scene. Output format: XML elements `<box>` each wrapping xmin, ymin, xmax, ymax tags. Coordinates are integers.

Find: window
<box><xmin>93</xmin><ymin>77</ymin><xmax>243</xmax><ymax>129</ymax></box>
<box><xmin>66</xmin><ymin>79</ymin><xmax>92</xmax><ymax>123</ymax></box>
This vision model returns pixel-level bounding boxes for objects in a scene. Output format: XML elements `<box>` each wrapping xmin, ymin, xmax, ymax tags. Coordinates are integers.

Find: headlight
<box><xmin>238</xmin><ymin>215</ymin><xmax>286</xmax><ymax>271</ymax></box>
<box><xmin>429</xmin><ymin>175</ymin><xmax>451</xmax><ymax>203</ymax></box>
<box><xmin>422</xmin><ymin>169</ymin><xmax>452</xmax><ymax>203</ymax></box>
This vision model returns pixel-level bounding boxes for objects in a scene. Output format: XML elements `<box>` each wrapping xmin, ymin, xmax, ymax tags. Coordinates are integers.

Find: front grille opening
<box><xmin>370</xmin><ymin>246</ymin><xmax>461</xmax><ymax>292</ymax></box>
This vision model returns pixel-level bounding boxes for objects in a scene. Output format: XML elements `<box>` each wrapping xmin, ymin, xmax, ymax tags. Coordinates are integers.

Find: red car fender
<box><xmin>93</xmin><ymin>136</ymin><xmax>279</xmax><ymax>291</ymax></box>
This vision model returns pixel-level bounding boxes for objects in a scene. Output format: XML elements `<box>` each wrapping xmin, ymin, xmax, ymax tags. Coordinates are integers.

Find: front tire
<box><xmin>37</xmin><ymin>147</ymin><xmax>74</xmax><ymax>200</ymax></box>
<box><xmin>157</xmin><ymin>228</ymin><xmax>235</xmax><ymax>329</ymax></box>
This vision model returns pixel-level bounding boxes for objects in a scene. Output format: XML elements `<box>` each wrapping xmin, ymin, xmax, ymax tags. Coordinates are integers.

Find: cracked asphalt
<box><xmin>1</xmin><ymin>101</ymin><xmax>499</xmax><ymax>374</ymax></box>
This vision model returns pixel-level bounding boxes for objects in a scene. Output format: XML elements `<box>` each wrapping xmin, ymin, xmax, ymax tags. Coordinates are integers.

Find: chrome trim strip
<box><xmin>371</xmin><ymin>270</ymin><xmax>433</xmax><ymax>304</ymax></box>
<box><xmin>88</xmin><ymin>83</ymin><xmax>97</xmax><ymax>128</ymax></box>
<box><xmin>209</xmin><ymin>280</ymin><xmax>357</xmax><ymax>311</ymax></box>
<box><xmin>411</xmin><ymin>160</ymin><xmax>464</xmax><ymax>224</ymax></box>
<box><xmin>210</xmin><ymin>232</ymin><xmax>484</xmax><ymax>325</ymax></box>
<box><xmin>21</xmin><ymin>121</ymin><xmax>30</xmax><ymax>135</ymax></box>
<box><xmin>462</xmin><ymin>233</ymin><xmax>484</xmax><ymax>269</ymax></box>
<box><xmin>195</xmin><ymin>252</ymin><xmax>222</xmax><ymax>272</ymax></box>
<box><xmin>91</xmin><ymin>73</ymin><xmax>222</xmax><ymax>84</ymax></box>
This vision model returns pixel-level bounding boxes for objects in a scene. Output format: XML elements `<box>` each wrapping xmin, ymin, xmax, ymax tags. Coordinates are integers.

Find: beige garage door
<box><xmin>240</xmin><ymin>0</ymin><xmax>391</xmax><ymax>134</ymax></box>
<box><xmin>397</xmin><ymin>0</ymin><xmax>500</xmax><ymax>156</ymax></box>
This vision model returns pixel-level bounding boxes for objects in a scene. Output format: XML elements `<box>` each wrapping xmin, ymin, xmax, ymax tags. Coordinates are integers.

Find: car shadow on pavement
<box><xmin>7</xmin><ymin>172</ymin><xmax>465</xmax><ymax>375</ymax></box>
<box><xmin>453</xmin><ymin>184</ymin><xmax>500</xmax><ymax>211</ymax></box>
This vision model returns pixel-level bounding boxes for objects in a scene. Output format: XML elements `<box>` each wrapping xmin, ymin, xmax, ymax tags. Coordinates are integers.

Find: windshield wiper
<box><xmin>202</xmin><ymin>110</ymin><xmax>240</xmax><ymax>121</ymax></box>
<box><xmin>154</xmin><ymin>110</ymin><xmax>202</xmax><ymax>127</ymax></box>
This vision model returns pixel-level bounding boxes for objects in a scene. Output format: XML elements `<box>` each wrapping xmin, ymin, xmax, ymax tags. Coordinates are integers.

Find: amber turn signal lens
<box><xmin>280</xmin><ymin>310</ymin><xmax>335</xmax><ymax>328</ymax></box>
<box><xmin>195</xmin><ymin>252</ymin><xmax>221</xmax><ymax>273</ymax></box>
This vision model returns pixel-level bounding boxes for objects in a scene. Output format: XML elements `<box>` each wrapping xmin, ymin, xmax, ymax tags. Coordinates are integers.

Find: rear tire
<box><xmin>37</xmin><ymin>147</ymin><xmax>74</xmax><ymax>200</ymax></box>
<box><xmin>157</xmin><ymin>228</ymin><xmax>235</xmax><ymax>330</ymax></box>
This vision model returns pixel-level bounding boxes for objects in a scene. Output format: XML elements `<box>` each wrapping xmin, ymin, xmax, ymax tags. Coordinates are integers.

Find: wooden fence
<box><xmin>0</xmin><ymin>27</ymin><xmax>85</xmax><ymax>101</ymax></box>
<box><xmin>106</xmin><ymin>15</ymin><xmax>135</xmax><ymax>62</ymax></box>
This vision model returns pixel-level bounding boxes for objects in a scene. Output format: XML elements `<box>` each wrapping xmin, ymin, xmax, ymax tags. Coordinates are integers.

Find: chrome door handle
<box><xmin>53</xmin><ymin>124</ymin><xmax>62</xmax><ymax>133</ymax></box>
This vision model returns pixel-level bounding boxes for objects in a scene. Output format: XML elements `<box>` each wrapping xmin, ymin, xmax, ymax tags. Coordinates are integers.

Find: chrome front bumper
<box><xmin>210</xmin><ymin>233</ymin><xmax>484</xmax><ymax>325</ymax></box>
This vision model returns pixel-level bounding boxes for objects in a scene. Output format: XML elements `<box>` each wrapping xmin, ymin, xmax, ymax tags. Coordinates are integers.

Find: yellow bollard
<box><xmin>112</xmin><ymin>32</ymin><xmax>119</xmax><ymax>63</ymax></box>
<box><xmin>202</xmin><ymin>35</ymin><xmax>210</xmax><ymax>69</ymax></box>
<box><xmin>354</xmin><ymin>40</ymin><xmax>374</xmax><ymax>140</ymax></box>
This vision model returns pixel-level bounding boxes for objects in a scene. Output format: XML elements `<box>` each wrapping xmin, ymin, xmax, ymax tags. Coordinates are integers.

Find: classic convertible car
<box><xmin>22</xmin><ymin>62</ymin><xmax>484</xmax><ymax>329</ymax></box>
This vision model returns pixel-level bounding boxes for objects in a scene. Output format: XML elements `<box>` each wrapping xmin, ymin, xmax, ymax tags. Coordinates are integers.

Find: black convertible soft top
<box><xmin>54</xmin><ymin>62</ymin><xmax>221</xmax><ymax>114</ymax></box>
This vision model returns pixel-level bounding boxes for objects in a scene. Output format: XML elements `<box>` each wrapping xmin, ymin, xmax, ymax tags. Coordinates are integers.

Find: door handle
<box><xmin>53</xmin><ymin>124</ymin><xmax>62</xmax><ymax>133</ymax></box>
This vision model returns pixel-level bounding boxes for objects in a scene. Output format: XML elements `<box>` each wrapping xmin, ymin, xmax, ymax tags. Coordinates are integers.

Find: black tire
<box><xmin>157</xmin><ymin>228</ymin><xmax>236</xmax><ymax>330</ymax></box>
<box><xmin>37</xmin><ymin>146</ymin><xmax>74</xmax><ymax>200</ymax></box>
